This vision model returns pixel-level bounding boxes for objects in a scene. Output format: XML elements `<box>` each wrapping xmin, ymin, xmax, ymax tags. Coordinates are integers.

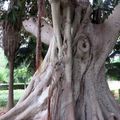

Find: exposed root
<box><xmin>50</xmin><ymin>0</ymin><xmax>62</xmax><ymax>58</ymax></box>
<box><xmin>17</xmin><ymin>79</ymin><xmax>35</xmax><ymax>104</ymax></box>
<box><xmin>0</xmin><ymin>64</ymin><xmax>54</xmax><ymax>120</ymax></box>
<box><xmin>1</xmin><ymin>1</ymin><xmax>120</xmax><ymax>120</ymax></box>
<box><xmin>71</xmin><ymin>6</ymin><xmax>82</xmax><ymax>38</ymax></box>
<box><xmin>15</xmin><ymin>87</ymin><xmax>49</xmax><ymax>120</ymax></box>
<box><xmin>48</xmin><ymin>63</ymin><xmax>64</xmax><ymax>120</ymax></box>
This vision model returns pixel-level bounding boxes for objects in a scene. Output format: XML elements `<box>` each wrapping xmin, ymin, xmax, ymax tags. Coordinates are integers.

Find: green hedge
<box><xmin>0</xmin><ymin>83</ymin><xmax>28</xmax><ymax>90</ymax></box>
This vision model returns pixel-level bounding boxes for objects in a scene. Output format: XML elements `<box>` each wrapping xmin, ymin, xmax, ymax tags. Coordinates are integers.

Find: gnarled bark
<box><xmin>22</xmin><ymin>17</ymin><xmax>53</xmax><ymax>45</ymax></box>
<box><xmin>1</xmin><ymin>1</ymin><xmax>120</xmax><ymax>120</ymax></box>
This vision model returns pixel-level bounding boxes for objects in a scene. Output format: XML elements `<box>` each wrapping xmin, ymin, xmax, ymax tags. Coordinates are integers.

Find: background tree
<box><xmin>0</xmin><ymin>0</ymin><xmax>41</xmax><ymax>110</ymax></box>
<box><xmin>35</xmin><ymin>0</ymin><xmax>45</xmax><ymax>70</ymax></box>
<box><xmin>106</xmin><ymin>39</ymin><xmax>120</xmax><ymax>80</ymax></box>
<box><xmin>1</xmin><ymin>0</ymin><xmax>25</xmax><ymax>110</ymax></box>
<box><xmin>0</xmin><ymin>0</ymin><xmax>120</xmax><ymax>120</ymax></box>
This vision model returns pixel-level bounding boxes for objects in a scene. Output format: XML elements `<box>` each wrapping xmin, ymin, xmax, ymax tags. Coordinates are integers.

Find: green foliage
<box><xmin>0</xmin><ymin>0</ymin><xmax>26</xmax><ymax>30</ymax></box>
<box><xmin>45</xmin><ymin>0</ymin><xmax>52</xmax><ymax>20</ymax></box>
<box><xmin>14</xmin><ymin>64</ymin><xmax>32</xmax><ymax>83</ymax></box>
<box><xmin>0</xmin><ymin>0</ymin><xmax>37</xmax><ymax>29</ymax></box>
<box><xmin>15</xmin><ymin>35</ymin><xmax>36</xmax><ymax>72</ymax></box>
<box><xmin>0</xmin><ymin>68</ymin><xmax>9</xmax><ymax>83</ymax></box>
<box><xmin>0</xmin><ymin>48</ymin><xmax>9</xmax><ymax>83</ymax></box>
<box><xmin>102</xmin><ymin>0</ymin><xmax>120</xmax><ymax>20</ymax></box>
<box><xmin>0</xmin><ymin>90</ymin><xmax>24</xmax><ymax>107</ymax></box>
<box><xmin>114</xmin><ymin>40</ymin><xmax>120</xmax><ymax>51</ymax></box>
<box><xmin>106</xmin><ymin>62</ymin><xmax>120</xmax><ymax>80</ymax></box>
<box><xmin>91</xmin><ymin>0</ymin><xmax>120</xmax><ymax>24</ymax></box>
<box><xmin>0</xmin><ymin>90</ymin><xmax>8</xmax><ymax>107</ymax></box>
<box><xmin>117</xmin><ymin>96</ymin><xmax>120</xmax><ymax>103</ymax></box>
<box><xmin>15</xmin><ymin>34</ymin><xmax>48</xmax><ymax>72</ymax></box>
<box><xmin>25</xmin><ymin>0</ymin><xmax>37</xmax><ymax>17</ymax></box>
<box><xmin>106</xmin><ymin>38</ymin><xmax>120</xmax><ymax>80</ymax></box>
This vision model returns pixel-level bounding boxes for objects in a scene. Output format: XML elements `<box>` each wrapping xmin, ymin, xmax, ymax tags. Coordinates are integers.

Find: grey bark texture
<box><xmin>0</xmin><ymin>0</ymin><xmax>120</xmax><ymax>120</ymax></box>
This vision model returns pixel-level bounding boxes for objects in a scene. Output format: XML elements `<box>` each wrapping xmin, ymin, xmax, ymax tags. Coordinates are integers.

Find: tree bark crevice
<box><xmin>1</xmin><ymin>1</ymin><xmax>120</xmax><ymax>120</ymax></box>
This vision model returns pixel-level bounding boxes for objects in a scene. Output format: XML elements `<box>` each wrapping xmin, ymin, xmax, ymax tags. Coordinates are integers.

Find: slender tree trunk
<box><xmin>7</xmin><ymin>58</ymin><xmax>15</xmax><ymax>110</ymax></box>
<box><xmin>36</xmin><ymin>0</ymin><xmax>44</xmax><ymax>70</ymax></box>
<box><xmin>2</xmin><ymin>0</ymin><xmax>21</xmax><ymax>112</ymax></box>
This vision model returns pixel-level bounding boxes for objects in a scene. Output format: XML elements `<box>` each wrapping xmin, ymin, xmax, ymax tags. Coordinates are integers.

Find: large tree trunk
<box><xmin>1</xmin><ymin>0</ymin><xmax>120</xmax><ymax>120</ymax></box>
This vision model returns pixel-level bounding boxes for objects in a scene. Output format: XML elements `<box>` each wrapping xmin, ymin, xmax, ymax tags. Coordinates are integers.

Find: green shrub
<box><xmin>14</xmin><ymin>64</ymin><xmax>32</xmax><ymax>83</ymax></box>
<box><xmin>0</xmin><ymin>48</ymin><xmax>9</xmax><ymax>83</ymax></box>
<box><xmin>0</xmin><ymin>68</ymin><xmax>9</xmax><ymax>83</ymax></box>
<box><xmin>0</xmin><ymin>90</ymin><xmax>24</xmax><ymax>107</ymax></box>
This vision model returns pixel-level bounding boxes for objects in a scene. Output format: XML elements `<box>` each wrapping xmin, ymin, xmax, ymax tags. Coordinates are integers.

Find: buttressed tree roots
<box><xmin>0</xmin><ymin>0</ymin><xmax>120</xmax><ymax>120</ymax></box>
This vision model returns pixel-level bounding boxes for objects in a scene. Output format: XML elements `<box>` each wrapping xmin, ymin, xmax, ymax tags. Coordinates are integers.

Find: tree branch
<box><xmin>97</xmin><ymin>3</ymin><xmax>120</xmax><ymax>61</ymax></box>
<box><xmin>87</xmin><ymin>3</ymin><xmax>120</xmax><ymax>70</ymax></box>
<box><xmin>22</xmin><ymin>17</ymin><xmax>53</xmax><ymax>45</ymax></box>
<box><xmin>106</xmin><ymin>3</ymin><xmax>120</xmax><ymax>34</ymax></box>
<box><xmin>99</xmin><ymin>3</ymin><xmax>120</xmax><ymax>44</ymax></box>
<box><xmin>90</xmin><ymin>3</ymin><xmax>120</xmax><ymax>45</ymax></box>
<box><xmin>50</xmin><ymin>0</ymin><xmax>62</xmax><ymax>58</ymax></box>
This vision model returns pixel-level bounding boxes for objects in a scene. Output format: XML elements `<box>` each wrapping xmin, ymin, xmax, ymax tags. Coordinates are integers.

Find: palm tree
<box><xmin>2</xmin><ymin>0</ymin><xmax>25</xmax><ymax>110</ymax></box>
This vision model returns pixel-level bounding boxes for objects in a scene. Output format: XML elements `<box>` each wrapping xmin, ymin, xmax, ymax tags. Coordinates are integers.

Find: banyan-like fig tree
<box><xmin>1</xmin><ymin>0</ymin><xmax>120</xmax><ymax>119</ymax></box>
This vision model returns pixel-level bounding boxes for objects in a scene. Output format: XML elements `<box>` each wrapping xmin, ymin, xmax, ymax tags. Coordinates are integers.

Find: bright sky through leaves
<box><xmin>3</xmin><ymin>1</ymin><xmax>10</xmax><ymax>10</ymax></box>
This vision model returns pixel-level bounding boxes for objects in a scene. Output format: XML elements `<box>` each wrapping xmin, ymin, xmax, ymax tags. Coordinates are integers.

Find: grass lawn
<box><xmin>0</xmin><ymin>89</ymin><xmax>24</xmax><ymax>107</ymax></box>
<box><xmin>0</xmin><ymin>89</ymin><xmax>119</xmax><ymax>108</ymax></box>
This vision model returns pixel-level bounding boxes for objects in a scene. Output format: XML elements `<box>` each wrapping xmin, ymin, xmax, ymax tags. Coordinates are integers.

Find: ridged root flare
<box><xmin>1</xmin><ymin>0</ymin><xmax>120</xmax><ymax>120</ymax></box>
<box><xmin>0</xmin><ymin>44</ymin><xmax>120</xmax><ymax>120</ymax></box>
